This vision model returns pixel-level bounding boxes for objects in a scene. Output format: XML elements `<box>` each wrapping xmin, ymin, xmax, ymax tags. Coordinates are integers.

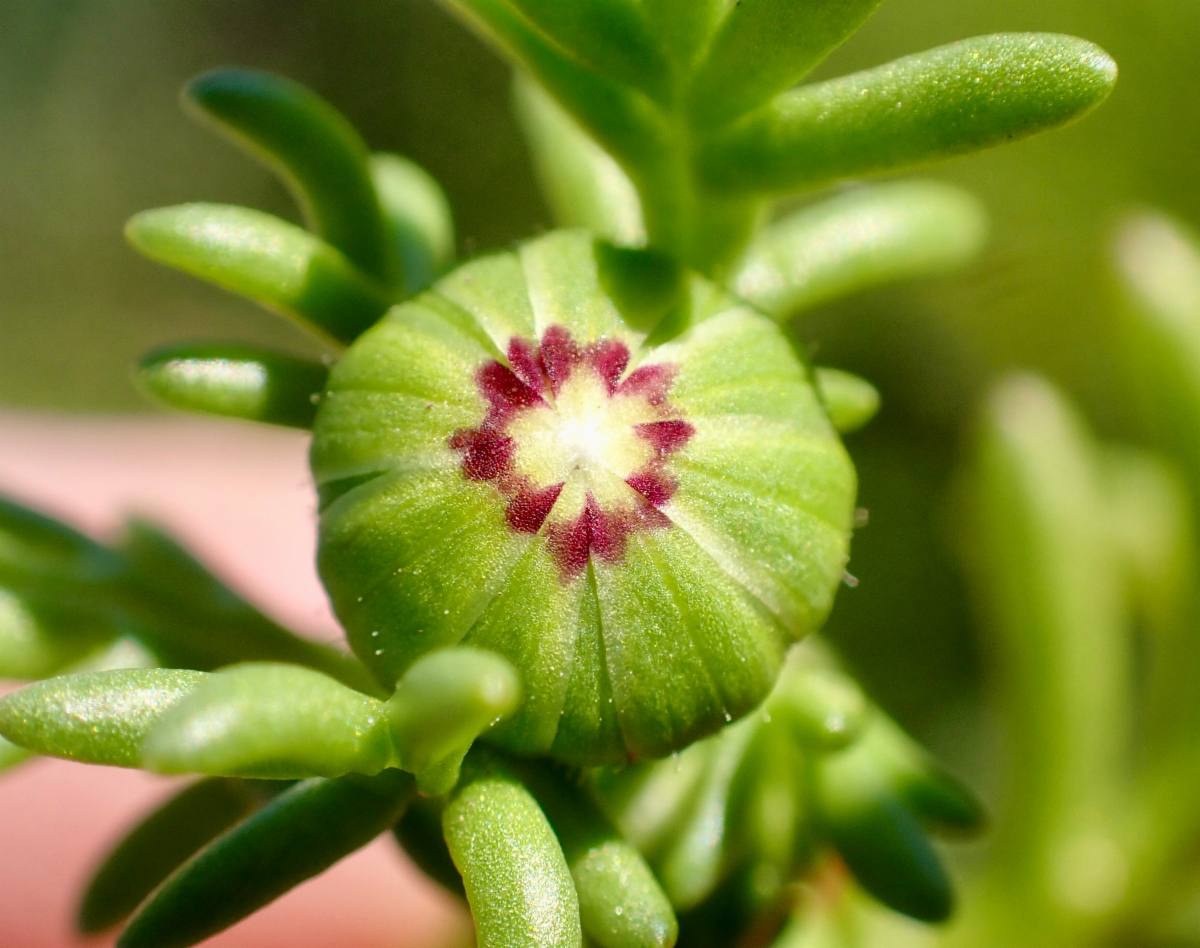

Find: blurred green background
<box><xmin>1</xmin><ymin>0</ymin><xmax>1197</xmax><ymax>754</ymax></box>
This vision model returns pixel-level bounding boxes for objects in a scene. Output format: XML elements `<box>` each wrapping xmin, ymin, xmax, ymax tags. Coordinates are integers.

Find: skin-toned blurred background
<box><xmin>1</xmin><ymin>1</ymin><xmax>1198</xmax><ymax>944</ymax></box>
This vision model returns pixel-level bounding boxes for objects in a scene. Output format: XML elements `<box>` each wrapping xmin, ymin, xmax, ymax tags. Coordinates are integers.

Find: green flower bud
<box><xmin>313</xmin><ymin>230</ymin><xmax>856</xmax><ymax>765</ymax></box>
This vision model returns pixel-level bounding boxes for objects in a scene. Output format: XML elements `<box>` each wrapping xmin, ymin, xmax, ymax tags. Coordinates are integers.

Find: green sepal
<box><xmin>814</xmin><ymin>736</ymin><xmax>952</xmax><ymax>923</ymax></box>
<box><xmin>687</xmin><ymin>0</ymin><xmax>886</xmax><ymax>128</ymax></box>
<box><xmin>443</xmin><ymin>751</ymin><xmax>582</xmax><ymax>948</ymax></box>
<box><xmin>731</xmin><ymin>181</ymin><xmax>987</xmax><ymax>321</ymax></box>
<box><xmin>137</xmin><ymin>343</ymin><xmax>328</xmax><ymax>429</ymax></box>
<box><xmin>117</xmin><ymin>770</ymin><xmax>415</xmax><ymax>948</ymax></box>
<box><xmin>519</xmin><ymin>762</ymin><xmax>678</xmax><ymax>948</ymax></box>
<box><xmin>385</xmin><ymin>647</ymin><xmax>521</xmax><ymax>793</ymax></box>
<box><xmin>513</xmin><ymin>74</ymin><xmax>645</xmax><ymax>246</ymax></box>
<box><xmin>699</xmin><ymin>34</ymin><xmax>1117</xmax><ymax>196</ymax></box>
<box><xmin>125</xmin><ymin>204</ymin><xmax>395</xmax><ymax>346</ymax></box>
<box><xmin>0</xmin><ymin>669</ymin><xmax>206</xmax><ymax>767</ymax></box>
<box><xmin>78</xmin><ymin>777</ymin><xmax>263</xmax><ymax>934</ymax></box>
<box><xmin>369</xmin><ymin>153</ymin><xmax>456</xmax><ymax>295</ymax></box>
<box><xmin>183</xmin><ymin>68</ymin><xmax>401</xmax><ymax>285</ymax></box>
<box><xmin>814</xmin><ymin>369</ymin><xmax>880</xmax><ymax>437</ymax></box>
<box><xmin>141</xmin><ymin>663</ymin><xmax>394</xmax><ymax>779</ymax></box>
<box><xmin>393</xmin><ymin>796</ymin><xmax>466</xmax><ymax>898</ymax></box>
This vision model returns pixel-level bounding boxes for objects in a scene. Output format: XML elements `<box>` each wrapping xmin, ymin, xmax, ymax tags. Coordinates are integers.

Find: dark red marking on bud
<box><xmin>449</xmin><ymin>326</ymin><xmax>694</xmax><ymax>579</ymax></box>
<box><xmin>617</xmin><ymin>364</ymin><xmax>676</xmax><ymax>405</ymax></box>
<box><xmin>636</xmin><ymin>419</ymin><xmax>696</xmax><ymax>454</ymax></box>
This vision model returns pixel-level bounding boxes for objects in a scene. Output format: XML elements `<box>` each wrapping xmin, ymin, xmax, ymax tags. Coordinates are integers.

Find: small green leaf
<box><xmin>142</xmin><ymin>663</ymin><xmax>394</xmax><ymax>779</ymax></box>
<box><xmin>0</xmin><ymin>588</ymin><xmax>120</xmax><ymax>680</ymax></box>
<box><xmin>126</xmin><ymin>204</ymin><xmax>395</xmax><ymax>346</ymax></box>
<box><xmin>369</xmin><ymin>153</ymin><xmax>456</xmax><ymax>295</ymax></box>
<box><xmin>118</xmin><ymin>770</ymin><xmax>414</xmax><ymax>948</ymax></box>
<box><xmin>767</xmin><ymin>647</ymin><xmax>867</xmax><ymax>751</ymax></box>
<box><xmin>0</xmin><ymin>669</ymin><xmax>206</xmax><ymax>767</ymax></box>
<box><xmin>731</xmin><ymin>182</ymin><xmax>987</xmax><ymax>320</ymax></box>
<box><xmin>137</xmin><ymin>343</ymin><xmax>328</xmax><ymax>429</ymax></box>
<box><xmin>520</xmin><ymin>762</ymin><xmax>677</xmax><ymax>948</ymax></box>
<box><xmin>814</xmin><ymin>368</ymin><xmax>880</xmax><ymax>436</ymax></box>
<box><xmin>699</xmin><ymin>34</ymin><xmax>1117</xmax><ymax>195</ymax></box>
<box><xmin>687</xmin><ymin>0</ymin><xmax>886</xmax><ymax>127</ymax></box>
<box><xmin>815</xmin><ymin>738</ymin><xmax>952</xmax><ymax>923</ymax></box>
<box><xmin>386</xmin><ymin>647</ymin><xmax>521</xmax><ymax>792</ymax></box>
<box><xmin>78</xmin><ymin>778</ymin><xmax>262</xmax><ymax>934</ymax></box>
<box><xmin>443</xmin><ymin>752</ymin><xmax>581</xmax><ymax>948</ymax></box>
<box><xmin>512</xmin><ymin>75</ymin><xmax>645</xmax><ymax>246</ymax></box>
<box><xmin>184</xmin><ymin>68</ymin><xmax>400</xmax><ymax>285</ymax></box>
<box><xmin>0</xmin><ymin>494</ymin><xmax>123</xmax><ymax>589</ymax></box>
<box><xmin>501</xmin><ymin>0</ymin><xmax>667</xmax><ymax>99</ymax></box>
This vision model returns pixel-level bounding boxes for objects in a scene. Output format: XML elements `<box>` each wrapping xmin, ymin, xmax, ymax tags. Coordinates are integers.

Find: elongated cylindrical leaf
<box><xmin>731</xmin><ymin>181</ymin><xmax>987</xmax><ymax>320</ymax></box>
<box><xmin>386</xmin><ymin>648</ymin><xmax>520</xmax><ymax>788</ymax></box>
<box><xmin>0</xmin><ymin>734</ymin><xmax>31</xmax><ymax>773</ymax></box>
<box><xmin>688</xmin><ymin>0</ymin><xmax>885</xmax><ymax>127</ymax></box>
<box><xmin>184</xmin><ymin>69</ymin><xmax>400</xmax><ymax>285</ymax></box>
<box><xmin>126</xmin><ymin>204</ymin><xmax>395</xmax><ymax>345</ymax></box>
<box><xmin>443</xmin><ymin>755</ymin><xmax>581</xmax><ymax>948</ymax></box>
<box><xmin>699</xmin><ymin>34</ymin><xmax>1117</xmax><ymax>195</ymax></box>
<box><xmin>369</xmin><ymin>154</ymin><xmax>456</xmax><ymax>295</ymax></box>
<box><xmin>0</xmin><ymin>669</ymin><xmax>206</xmax><ymax>767</ymax></box>
<box><xmin>118</xmin><ymin>770</ymin><xmax>414</xmax><ymax>948</ymax></box>
<box><xmin>814</xmin><ymin>369</ymin><xmax>880</xmax><ymax>436</ymax></box>
<box><xmin>520</xmin><ymin>762</ymin><xmax>677</xmax><ymax>948</ymax></box>
<box><xmin>142</xmin><ymin>663</ymin><xmax>394</xmax><ymax>779</ymax></box>
<box><xmin>137</xmin><ymin>344</ymin><xmax>328</xmax><ymax>429</ymax></box>
<box><xmin>79</xmin><ymin>778</ymin><xmax>261</xmax><ymax>934</ymax></box>
<box><xmin>502</xmin><ymin>0</ymin><xmax>667</xmax><ymax>98</ymax></box>
<box><xmin>0</xmin><ymin>588</ymin><xmax>120</xmax><ymax>679</ymax></box>
<box><xmin>767</xmin><ymin>648</ymin><xmax>867</xmax><ymax>751</ymax></box>
<box><xmin>815</xmin><ymin>742</ymin><xmax>952</xmax><ymax>922</ymax></box>
<box><xmin>512</xmin><ymin>75</ymin><xmax>645</xmax><ymax>246</ymax></box>
<box><xmin>0</xmin><ymin>494</ymin><xmax>123</xmax><ymax>589</ymax></box>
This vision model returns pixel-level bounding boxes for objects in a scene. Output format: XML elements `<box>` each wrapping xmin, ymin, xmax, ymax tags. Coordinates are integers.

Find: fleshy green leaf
<box><xmin>0</xmin><ymin>669</ymin><xmax>206</xmax><ymax>767</ymax></box>
<box><xmin>118</xmin><ymin>770</ymin><xmax>414</xmax><ymax>948</ymax></box>
<box><xmin>520</xmin><ymin>762</ymin><xmax>678</xmax><ymax>948</ymax></box>
<box><xmin>443</xmin><ymin>753</ymin><xmax>581</xmax><ymax>948</ymax></box>
<box><xmin>699</xmin><ymin>34</ymin><xmax>1117</xmax><ymax>195</ymax></box>
<box><xmin>78</xmin><ymin>778</ymin><xmax>263</xmax><ymax>934</ymax></box>
<box><xmin>142</xmin><ymin>663</ymin><xmax>394</xmax><ymax>779</ymax></box>
<box><xmin>184</xmin><ymin>68</ymin><xmax>401</xmax><ymax>286</ymax></box>
<box><xmin>386</xmin><ymin>647</ymin><xmax>521</xmax><ymax>792</ymax></box>
<box><xmin>687</xmin><ymin>0</ymin><xmax>886</xmax><ymax>128</ymax></box>
<box><xmin>0</xmin><ymin>734</ymin><xmax>31</xmax><ymax>773</ymax></box>
<box><xmin>125</xmin><ymin>204</ymin><xmax>395</xmax><ymax>346</ymax></box>
<box><xmin>731</xmin><ymin>181</ymin><xmax>987</xmax><ymax>320</ymax></box>
<box><xmin>815</xmin><ymin>737</ymin><xmax>952</xmax><ymax>923</ymax></box>
<box><xmin>369</xmin><ymin>153</ymin><xmax>456</xmax><ymax>295</ymax></box>
<box><xmin>814</xmin><ymin>368</ymin><xmax>880</xmax><ymax>436</ymax></box>
<box><xmin>0</xmin><ymin>587</ymin><xmax>121</xmax><ymax>680</ymax></box>
<box><xmin>767</xmin><ymin>646</ymin><xmax>867</xmax><ymax>751</ymax></box>
<box><xmin>137</xmin><ymin>344</ymin><xmax>328</xmax><ymax>429</ymax></box>
<box><xmin>512</xmin><ymin>75</ymin><xmax>645</xmax><ymax>246</ymax></box>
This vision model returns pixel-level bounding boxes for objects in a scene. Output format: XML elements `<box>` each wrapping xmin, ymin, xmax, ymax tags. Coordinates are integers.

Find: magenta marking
<box><xmin>448</xmin><ymin>325</ymin><xmax>694</xmax><ymax>579</ymax></box>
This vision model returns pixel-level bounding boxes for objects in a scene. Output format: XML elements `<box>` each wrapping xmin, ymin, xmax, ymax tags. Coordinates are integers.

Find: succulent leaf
<box><xmin>117</xmin><ymin>770</ymin><xmax>414</xmax><ymax>948</ymax></box>
<box><xmin>814</xmin><ymin>369</ymin><xmax>880</xmax><ymax>436</ymax></box>
<box><xmin>443</xmin><ymin>753</ymin><xmax>582</xmax><ymax>948</ymax></box>
<box><xmin>78</xmin><ymin>777</ymin><xmax>264</xmax><ymax>934</ymax></box>
<box><xmin>0</xmin><ymin>587</ymin><xmax>122</xmax><ymax>680</ymax></box>
<box><xmin>0</xmin><ymin>669</ymin><xmax>206</xmax><ymax>767</ymax></box>
<box><xmin>687</xmin><ymin>0</ymin><xmax>887</xmax><ymax>128</ymax></box>
<box><xmin>512</xmin><ymin>74</ymin><xmax>646</xmax><ymax>246</ymax></box>
<box><xmin>369</xmin><ymin>153</ymin><xmax>457</xmax><ymax>295</ymax></box>
<box><xmin>126</xmin><ymin>204</ymin><xmax>395</xmax><ymax>346</ymax></box>
<box><xmin>137</xmin><ymin>343</ymin><xmax>328</xmax><ymax>429</ymax></box>
<box><xmin>519</xmin><ymin>761</ymin><xmax>678</xmax><ymax>948</ymax></box>
<box><xmin>731</xmin><ymin>181</ymin><xmax>987</xmax><ymax>321</ymax></box>
<box><xmin>0</xmin><ymin>734</ymin><xmax>30</xmax><ymax>773</ymax></box>
<box><xmin>698</xmin><ymin>34</ymin><xmax>1117</xmax><ymax>196</ymax></box>
<box><xmin>183</xmin><ymin>68</ymin><xmax>401</xmax><ymax>286</ymax></box>
<box><xmin>141</xmin><ymin>663</ymin><xmax>395</xmax><ymax>779</ymax></box>
<box><xmin>312</xmin><ymin>230</ymin><xmax>856</xmax><ymax>765</ymax></box>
